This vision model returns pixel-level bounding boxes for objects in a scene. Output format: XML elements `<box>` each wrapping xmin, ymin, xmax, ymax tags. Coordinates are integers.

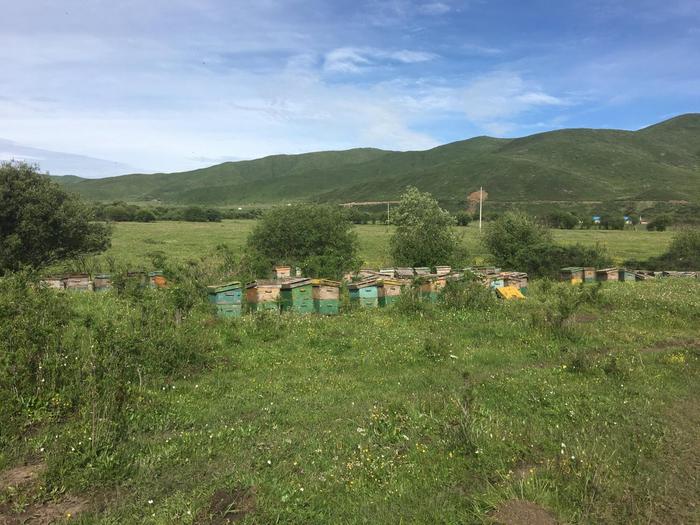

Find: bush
<box><xmin>637</xmin><ymin>228</ymin><xmax>700</xmax><ymax>270</ymax></box>
<box><xmin>454</xmin><ymin>211</ymin><xmax>472</xmax><ymax>227</ymax></box>
<box><xmin>390</xmin><ymin>187</ymin><xmax>464</xmax><ymax>267</ymax></box>
<box><xmin>438</xmin><ymin>277</ymin><xmax>496</xmax><ymax>311</ymax></box>
<box><xmin>246</xmin><ymin>204</ymin><xmax>360</xmax><ymax>279</ymax></box>
<box><xmin>0</xmin><ymin>162</ymin><xmax>111</xmax><ymax>274</ymax></box>
<box><xmin>134</xmin><ymin>209</ymin><xmax>157</xmax><ymax>222</ymax></box>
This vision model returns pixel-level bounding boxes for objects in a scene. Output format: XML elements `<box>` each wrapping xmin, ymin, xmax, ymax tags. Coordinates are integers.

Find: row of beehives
<box><xmin>208</xmin><ymin>267</ymin><xmax>529</xmax><ymax>318</ymax></box>
<box><xmin>39</xmin><ymin>271</ymin><xmax>167</xmax><ymax>291</ymax></box>
<box><xmin>559</xmin><ymin>267</ymin><xmax>699</xmax><ymax>284</ymax></box>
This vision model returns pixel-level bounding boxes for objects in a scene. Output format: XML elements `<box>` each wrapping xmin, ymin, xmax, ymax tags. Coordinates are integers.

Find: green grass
<box><xmin>55</xmin><ymin>114</ymin><xmax>700</xmax><ymax>205</ymax></box>
<box><xmin>95</xmin><ymin>221</ymin><xmax>673</xmax><ymax>270</ymax></box>
<box><xmin>2</xmin><ymin>279</ymin><xmax>698</xmax><ymax>524</ymax></box>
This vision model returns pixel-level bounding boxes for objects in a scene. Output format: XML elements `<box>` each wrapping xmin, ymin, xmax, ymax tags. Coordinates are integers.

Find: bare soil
<box><xmin>0</xmin><ymin>463</ymin><xmax>44</xmax><ymax>491</ymax></box>
<box><xmin>0</xmin><ymin>497</ymin><xmax>88</xmax><ymax>525</ymax></box>
<box><xmin>489</xmin><ymin>499</ymin><xmax>558</xmax><ymax>525</ymax></box>
<box><xmin>196</xmin><ymin>486</ymin><xmax>256</xmax><ymax>524</ymax></box>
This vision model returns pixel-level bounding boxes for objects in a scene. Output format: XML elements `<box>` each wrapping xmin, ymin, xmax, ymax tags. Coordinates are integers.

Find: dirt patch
<box><xmin>0</xmin><ymin>463</ymin><xmax>45</xmax><ymax>491</ymax></box>
<box><xmin>569</xmin><ymin>313</ymin><xmax>599</xmax><ymax>324</ymax></box>
<box><xmin>489</xmin><ymin>499</ymin><xmax>558</xmax><ymax>525</ymax></box>
<box><xmin>640</xmin><ymin>338</ymin><xmax>700</xmax><ymax>354</ymax></box>
<box><xmin>197</xmin><ymin>487</ymin><xmax>256</xmax><ymax>524</ymax></box>
<box><xmin>0</xmin><ymin>496</ymin><xmax>88</xmax><ymax>525</ymax></box>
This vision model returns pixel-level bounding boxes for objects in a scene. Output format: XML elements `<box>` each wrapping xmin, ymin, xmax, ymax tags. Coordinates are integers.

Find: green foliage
<box><xmin>0</xmin><ymin>162</ymin><xmax>111</xmax><ymax>274</ymax></box>
<box><xmin>647</xmin><ymin>215</ymin><xmax>670</xmax><ymax>231</ymax></box>
<box><xmin>639</xmin><ymin>228</ymin><xmax>700</xmax><ymax>270</ymax></box>
<box><xmin>134</xmin><ymin>208</ymin><xmax>156</xmax><ymax>222</ymax></box>
<box><xmin>438</xmin><ymin>277</ymin><xmax>497</xmax><ymax>310</ymax></box>
<box><xmin>246</xmin><ymin>204</ymin><xmax>360</xmax><ymax>278</ymax></box>
<box><xmin>544</xmin><ymin>210</ymin><xmax>579</xmax><ymax>229</ymax></box>
<box><xmin>484</xmin><ymin>212</ymin><xmax>610</xmax><ymax>276</ymax></box>
<box><xmin>454</xmin><ymin>211</ymin><xmax>472</xmax><ymax>227</ymax></box>
<box><xmin>390</xmin><ymin>187</ymin><xmax>464</xmax><ymax>267</ymax></box>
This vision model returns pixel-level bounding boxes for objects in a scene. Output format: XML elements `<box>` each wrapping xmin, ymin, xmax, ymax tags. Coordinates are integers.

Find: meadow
<box><xmin>2</xmin><ymin>221</ymin><xmax>697</xmax><ymax>524</ymax></box>
<box><xmin>99</xmin><ymin>220</ymin><xmax>674</xmax><ymax>270</ymax></box>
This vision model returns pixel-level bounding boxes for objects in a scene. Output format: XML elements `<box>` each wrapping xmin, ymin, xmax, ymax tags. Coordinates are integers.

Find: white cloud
<box><xmin>419</xmin><ymin>2</ymin><xmax>452</xmax><ymax>15</ymax></box>
<box><xmin>324</xmin><ymin>47</ymin><xmax>437</xmax><ymax>73</ymax></box>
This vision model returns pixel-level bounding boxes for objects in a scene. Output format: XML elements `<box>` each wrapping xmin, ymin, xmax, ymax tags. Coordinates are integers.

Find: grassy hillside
<box><xmin>55</xmin><ymin>114</ymin><xmax>700</xmax><ymax>205</ymax></box>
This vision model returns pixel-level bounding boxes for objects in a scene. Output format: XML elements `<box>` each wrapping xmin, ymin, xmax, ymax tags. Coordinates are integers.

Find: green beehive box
<box><xmin>348</xmin><ymin>279</ymin><xmax>379</xmax><ymax>308</ymax></box>
<box><xmin>94</xmin><ymin>274</ymin><xmax>112</xmax><ymax>292</ymax></box>
<box><xmin>207</xmin><ymin>282</ymin><xmax>242</xmax><ymax>318</ymax></box>
<box><xmin>312</xmin><ymin>279</ymin><xmax>341</xmax><ymax>315</ymax></box>
<box><xmin>378</xmin><ymin>279</ymin><xmax>403</xmax><ymax>307</ymax></box>
<box><xmin>618</xmin><ymin>269</ymin><xmax>636</xmax><ymax>282</ymax></box>
<box><xmin>280</xmin><ymin>278</ymin><xmax>314</xmax><ymax>314</ymax></box>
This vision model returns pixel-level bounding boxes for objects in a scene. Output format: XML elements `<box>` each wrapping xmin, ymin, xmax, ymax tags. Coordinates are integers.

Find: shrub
<box><xmin>454</xmin><ymin>211</ymin><xmax>472</xmax><ymax>227</ymax></box>
<box><xmin>135</xmin><ymin>209</ymin><xmax>157</xmax><ymax>222</ymax></box>
<box><xmin>246</xmin><ymin>204</ymin><xmax>360</xmax><ymax>279</ymax></box>
<box><xmin>390</xmin><ymin>187</ymin><xmax>464</xmax><ymax>267</ymax></box>
<box><xmin>438</xmin><ymin>277</ymin><xmax>496</xmax><ymax>311</ymax></box>
<box><xmin>0</xmin><ymin>162</ymin><xmax>111</xmax><ymax>274</ymax></box>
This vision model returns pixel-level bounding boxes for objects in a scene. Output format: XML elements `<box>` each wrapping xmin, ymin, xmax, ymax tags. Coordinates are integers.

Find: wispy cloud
<box><xmin>324</xmin><ymin>47</ymin><xmax>437</xmax><ymax>73</ymax></box>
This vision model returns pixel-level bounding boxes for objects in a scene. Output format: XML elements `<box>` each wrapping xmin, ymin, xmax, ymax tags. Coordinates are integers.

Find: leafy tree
<box><xmin>483</xmin><ymin>212</ymin><xmax>552</xmax><ymax>270</ymax></box>
<box><xmin>390</xmin><ymin>187</ymin><xmax>463</xmax><ymax>267</ymax></box>
<box><xmin>103</xmin><ymin>203</ymin><xmax>135</xmax><ymax>221</ymax></box>
<box><xmin>640</xmin><ymin>228</ymin><xmax>700</xmax><ymax>270</ymax></box>
<box><xmin>545</xmin><ymin>210</ymin><xmax>579</xmax><ymax>229</ymax></box>
<box><xmin>454</xmin><ymin>211</ymin><xmax>472</xmax><ymax>227</ymax></box>
<box><xmin>646</xmin><ymin>215</ymin><xmax>670</xmax><ymax>231</ymax></box>
<box><xmin>246</xmin><ymin>204</ymin><xmax>360</xmax><ymax>278</ymax></box>
<box><xmin>205</xmin><ymin>208</ymin><xmax>223</xmax><ymax>222</ymax></box>
<box><xmin>483</xmin><ymin>212</ymin><xmax>610</xmax><ymax>277</ymax></box>
<box><xmin>0</xmin><ymin>162</ymin><xmax>111</xmax><ymax>274</ymax></box>
<box><xmin>181</xmin><ymin>206</ymin><xmax>209</xmax><ymax>222</ymax></box>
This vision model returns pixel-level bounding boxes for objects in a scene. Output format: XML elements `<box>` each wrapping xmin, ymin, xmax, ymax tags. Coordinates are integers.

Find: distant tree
<box><xmin>482</xmin><ymin>212</ymin><xmax>553</xmax><ymax>273</ymax></box>
<box><xmin>0</xmin><ymin>162</ymin><xmax>111</xmax><ymax>274</ymax></box>
<box><xmin>545</xmin><ymin>210</ymin><xmax>579</xmax><ymax>229</ymax></box>
<box><xmin>205</xmin><ymin>208</ymin><xmax>223</xmax><ymax>222</ymax></box>
<box><xmin>454</xmin><ymin>211</ymin><xmax>472</xmax><ymax>227</ymax></box>
<box><xmin>647</xmin><ymin>229</ymin><xmax>700</xmax><ymax>270</ymax></box>
<box><xmin>134</xmin><ymin>209</ymin><xmax>157</xmax><ymax>222</ymax></box>
<box><xmin>103</xmin><ymin>203</ymin><xmax>134</xmax><ymax>221</ymax></box>
<box><xmin>647</xmin><ymin>215</ymin><xmax>670</xmax><ymax>231</ymax></box>
<box><xmin>246</xmin><ymin>204</ymin><xmax>360</xmax><ymax>278</ymax></box>
<box><xmin>390</xmin><ymin>187</ymin><xmax>463</xmax><ymax>267</ymax></box>
<box><xmin>600</xmin><ymin>216</ymin><xmax>625</xmax><ymax>230</ymax></box>
<box><xmin>182</xmin><ymin>206</ymin><xmax>209</xmax><ymax>222</ymax></box>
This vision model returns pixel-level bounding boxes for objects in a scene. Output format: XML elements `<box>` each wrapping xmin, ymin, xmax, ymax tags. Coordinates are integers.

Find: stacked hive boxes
<box><xmin>64</xmin><ymin>274</ymin><xmax>92</xmax><ymax>291</ymax></box>
<box><xmin>94</xmin><ymin>274</ymin><xmax>112</xmax><ymax>292</ymax></box>
<box><xmin>596</xmin><ymin>268</ymin><xmax>619</xmax><ymax>282</ymax></box>
<box><xmin>207</xmin><ymin>282</ymin><xmax>243</xmax><ymax>318</ymax></box>
<box><xmin>560</xmin><ymin>267</ymin><xmax>584</xmax><ymax>284</ymax></box>
<box><xmin>348</xmin><ymin>279</ymin><xmax>380</xmax><ymax>308</ymax></box>
<box><xmin>311</xmin><ymin>279</ymin><xmax>341</xmax><ymax>315</ymax></box>
<box><xmin>377</xmin><ymin>278</ymin><xmax>403</xmax><ymax>307</ymax></box>
<box><xmin>246</xmin><ymin>280</ymin><xmax>282</xmax><ymax>312</ymax></box>
<box><xmin>583</xmin><ymin>267</ymin><xmax>596</xmax><ymax>283</ymax></box>
<box><xmin>280</xmin><ymin>278</ymin><xmax>314</xmax><ymax>314</ymax></box>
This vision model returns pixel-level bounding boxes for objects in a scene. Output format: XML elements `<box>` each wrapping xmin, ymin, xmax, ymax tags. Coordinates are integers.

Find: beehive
<box><xmin>280</xmin><ymin>278</ymin><xmax>314</xmax><ymax>314</ymax></box>
<box><xmin>245</xmin><ymin>280</ymin><xmax>281</xmax><ymax>312</ymax></box>
<box><xmin>348</xmin><ymin>279</ymin><xmax>379</xmax><ymax>308</ymax></box>
<box><xmin>311</xmin><ymin>279</ymin><xmax>341</xmax><ymax>315</ymax></box>
<box><xmin>40</xmin><ymin>276</ymin><xmax>66</xmax><ymax>290</ymax></box>
<box><xmin>94</xmin><ymin>274</ymin><xmax>112</xmax><ymax>292</ymax></box>
<box><xmin>274</xmin><ymin>265</ymin><xmax>292</xmax><ymax>279</ymax></box>
<box><xmin>418</xmin><ymin>275</ymin><xmax>446</xmax><ymax>302</ymax></box>
<box><xmin>149</xmin><ymin>270</ymin><xmax>168</xmax><ymax>288</ymax></box>
<box><xmin>379</xmin><ymin>268</ymin><xmax>396</xmax><ymax>277</ymax></box>
<box><xmin>435</xmin><ymin>265</ymin><xmax>452</xmax><ymax>276</ymax></box>
<box><xmin>377</xmin><ymin>278</ymin><xmax>403</xmax><ymax>307</ymax></box>
<box><xmin>583</xmin><ymin>267</ymin><xmax>596</xmax><ymax>283</ymax></box>
<box><xmin>395</xmin><ymin>267</ymin><xmax>415</xmax><ymax>279</ymax></box>
<box><xmin>413</xmin><ymin>267</ymin><xmax>431</xmax><ymax>276</ymax></box>
<box><xmin>501</xmin><ymin>272</ymin><xmax>528</xmax><ymax>292</ymax></box>
<box><xmin>64</xmin><ymin>273</ymin><xmax>92</xmax><ymax>291</ymax></box>
<box><xmin>560</xmin><ymin>267</ymin><xmax>584</xmax><ymax>284</ymax></box>
<box><xmin>618</xmin><ymin>269</ymin><xmax>637</xmax><ymax>282</ymax></box>
<box><xmin>596</xmin><ymin>268</ymin><xmax>619</xmax><ymax>282</ymax></box>
<box><xmin>207</xmin><ymin>281</ymin><xmax>243</xmax><ymax>318</ymax></box>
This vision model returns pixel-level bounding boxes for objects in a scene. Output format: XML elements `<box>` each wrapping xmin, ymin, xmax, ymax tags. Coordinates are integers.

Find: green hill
<box><xmin>54</xmin><ymin>114</ymin><xmax>700</xmax><ymax>205</ymax></box>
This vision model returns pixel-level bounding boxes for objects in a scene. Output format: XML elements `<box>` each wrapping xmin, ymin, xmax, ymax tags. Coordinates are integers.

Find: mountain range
<box><xmin>53</xmin><ymin>114</ymin><xmax>700</xmax><ymax>206</ymax></box>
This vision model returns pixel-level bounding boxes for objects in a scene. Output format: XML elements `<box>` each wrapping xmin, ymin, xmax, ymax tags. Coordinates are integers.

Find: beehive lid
<box><xmin>246</xmin><ymin>280</ymin><xmax>282</xmax><ymax>289</ymax></box>
<box><xmin>95</xmin><ymin>274</ymin><xmax>111</xmax><ymax>279</ymax></box>
<box><xmin>377</xmin><ymin>278</ymin><xmax>403</xmax><ymax>286</ymax></box>
<box><xmin>395</xmin><ymin>268</ymin><xmax>414</xmax><ymax>278</ymax></box>
<box><xmin>413</xmin><ymin>267</ymin><xmax>430</xmax><ymax>275</ymax></box>
<box><xmin>280</xmin><ymin>277</ymin><xmax>312</xmax><ymax>289</ymax></box>
<box><xmin>597</xmin><ymin>268</ymin><xmax>618</xmax><ymax>273</ymax></box>
<box><xmin>208</xmin><ymin>281</ymin><xmax>242</xmax><ymax>294</ymax></box>
<box><xmin>561</xmin><ymin>266</ymin><xmax>584</xmax><ymax>272</ymax></box>
<box><xmin>311</xmin><ymin>279</ymin><xmax>341</xmax><ymax>287</ymax></box>
<box><xmin>149</xmin><ymin>270</ymin><xmax>164</xmax><ymax>277</ymax></box>
<box><xmin>348</xmin><ymin>278</ymin><xmax>378</xmax><ymax>289</ymax></box>
<box><xmin>496</xmin><ymin>286</ymin><xmax>525</xmax><ymax>300</ymax></box>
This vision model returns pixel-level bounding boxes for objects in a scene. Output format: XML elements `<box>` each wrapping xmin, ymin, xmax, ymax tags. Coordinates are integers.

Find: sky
<box><xmin>1</xmin><ymin>0</ymin><xmax>699</xmax><ymax>177</ymax></box>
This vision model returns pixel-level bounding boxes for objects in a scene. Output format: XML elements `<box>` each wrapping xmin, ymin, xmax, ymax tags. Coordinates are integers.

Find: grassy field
<box><xmin>1</xmin><ymin>278</ymin><xmax>698</xmax><ymax>524</ymax></box>
<box><xmin>98</xmin><ymin>221</ymin><xmax>674</xmax><ymax>270</ymax></box>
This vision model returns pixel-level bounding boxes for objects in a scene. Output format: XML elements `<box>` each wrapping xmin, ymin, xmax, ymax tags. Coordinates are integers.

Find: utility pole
<box><xmin>479</xmin><ymin>186</ymin><xmax>483</xmax><ymax>232</ymax></box>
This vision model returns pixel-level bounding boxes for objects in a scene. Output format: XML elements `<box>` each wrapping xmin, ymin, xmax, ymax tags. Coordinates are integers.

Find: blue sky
<box><xmin>1</xmin><ymin>0</ymin><xmax>699</xmax><ymax>177</ymax></box>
